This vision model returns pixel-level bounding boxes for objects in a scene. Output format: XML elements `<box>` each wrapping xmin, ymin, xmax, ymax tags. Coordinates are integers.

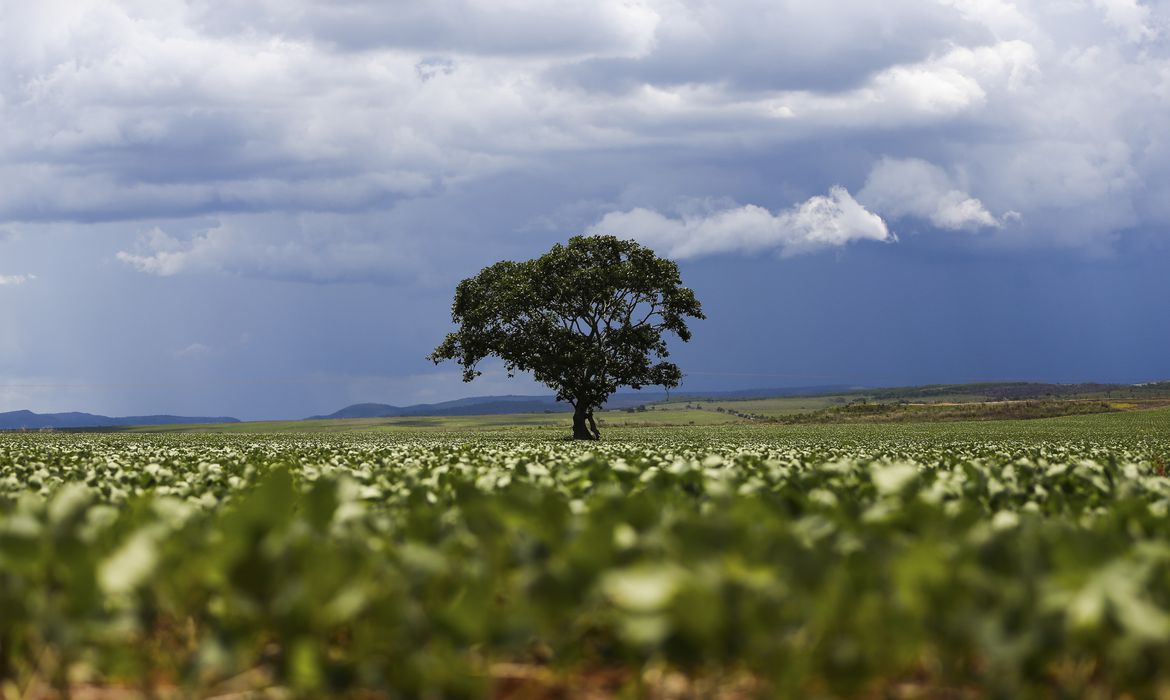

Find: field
<box><xmin>115</xmin><ymin>406</ymin><xmax>745</xmax><ymax>435</ymax></box>
<box><xmin>3</xmin><ymin>409</ymin><xmax>1170</xmax><ymax>698</ymax></box>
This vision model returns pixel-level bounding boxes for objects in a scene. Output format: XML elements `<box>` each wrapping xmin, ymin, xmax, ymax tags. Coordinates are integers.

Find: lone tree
<box><xmin>428</xmin><ymin>235</ymin><xmax>704</xmax><ymax>440</ymax></box>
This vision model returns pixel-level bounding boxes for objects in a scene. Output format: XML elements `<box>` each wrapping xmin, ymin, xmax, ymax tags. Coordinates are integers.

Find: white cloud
<box><xmin>858</xmin><ymin>158</ymin><xmax>1007</xmax><ymax>231</ymax></box>
<box><xmin>1094</xmin><ymin>0</ymin><xmax>1157</xmax><ymax>42</ymax></box>
<box><xmin>589</xmin><ymin>187</ymin><xmax>893</xmax><ymax>259</ymax></box>
<box><xmin>938</xmin><ymin>0</ymin><xmax>1037</xmax><ymax>39</ymax></box>
<box><xmin>768</xmin><ymin>41</ymin><xmax>1040</xmax><ymax>128</ymax></box>
<box><xmin>116</xmin><ymin>220</ymin><xmax>422</xmax><ymax>284</ymax></box>
<box><xmin>0</xmin><ymin>274</ymin><xmax>35</xmax><ymax>286</ymax></box>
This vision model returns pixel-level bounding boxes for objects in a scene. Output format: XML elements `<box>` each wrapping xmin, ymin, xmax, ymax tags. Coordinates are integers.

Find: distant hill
<box><xmin>309</xmin><ymin>395</ymin><xmax>568</xmax><ymax>420</ymax></box>
<box><xmin>309</xmin><ymin>385</ymin><xmax>859</xmax><ymax>420</ymax></box>
<box><xmin>0</xmin><ymin>410</ymin><xmax>240</xmax><ymax>431</ymax></box>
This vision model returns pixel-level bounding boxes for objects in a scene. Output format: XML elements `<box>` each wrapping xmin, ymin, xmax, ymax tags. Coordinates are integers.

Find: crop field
<box><xmin>3</xmin><ymin>409</ymin><xmax>1170</xmax><ymax>698</ymax></box>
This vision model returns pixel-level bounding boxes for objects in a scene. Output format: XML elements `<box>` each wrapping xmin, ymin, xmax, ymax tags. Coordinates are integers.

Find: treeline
<box><xmin>773</xmin><ymin>400</ymin><xmax>1123</xmax><ymax>424</ymax></box>
<box><xmin>870</xmin><ymin>381</ymin><xmax>1170</xmax><ymax>402</ymax></box>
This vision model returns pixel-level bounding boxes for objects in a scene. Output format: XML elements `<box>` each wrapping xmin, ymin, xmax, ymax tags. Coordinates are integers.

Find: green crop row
<box><xmin>1</xmin><ymin>422</ymin><xmax>1170</xmax><ymax>698</ymax></box>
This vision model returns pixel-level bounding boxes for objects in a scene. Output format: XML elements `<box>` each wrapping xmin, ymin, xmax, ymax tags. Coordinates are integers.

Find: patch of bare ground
<box><xmin>489</xmin><ymin>663</ymin><xmax>762</xmax><ymax>700</ymax></box>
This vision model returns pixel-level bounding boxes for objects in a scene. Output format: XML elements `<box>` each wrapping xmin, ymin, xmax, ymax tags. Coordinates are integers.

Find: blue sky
<box><xmin>1</xmin><ymin>0</ymin><xmax>1169</xmax><ymax>420</ymax></box>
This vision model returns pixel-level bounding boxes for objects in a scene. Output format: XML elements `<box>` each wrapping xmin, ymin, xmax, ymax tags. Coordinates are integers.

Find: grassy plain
<box><xmin>119</xmin><ymin>406</ymin><xmax>746</xmax><ymax>434</ymax></box>
<box><xmin>113</xmin><ymin>394</ymin><xmax>1170</xmax><ymax>435</ymax></box>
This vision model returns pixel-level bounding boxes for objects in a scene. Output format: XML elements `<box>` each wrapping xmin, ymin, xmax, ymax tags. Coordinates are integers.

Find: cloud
<box><xmin>116</xmin><ymin>220</ymin><xmax>422</xmax><ymax>284</ymax></box>
<box><xmin>551</xmin><ymin>0</ymin><xmax>983</xmax><ymax>92</ymax></box>
<box><xmin>858</xmin><ymin>158</ymin><xmax>1008</xmax><ymax>230</ymax></box>
<box><xmin>938</xmin><ymin>0</ymin><xmax>1036</xmax><ymax>38</ymax></box>
<box><xmin>1</xmin><ymin>0</ymin><xmax>1168</xmax><ymax>259</ymax></box>
<box><xmin>589</xmin><ymin>187</ymin><xmax>893</xmax><ymax>259</ymax></box>
<box><xmin>416</xmin><ymin>57</ymin><xmax>457</xmax><ymax>82</ymax></box>
<box><xmin>1093</xmin><ymin>0</ymin><xmax>1157</xmax><ymax>42</ymax></box>
<box><xmin>175</xmin><ymin>342</ymin><xmax>213</xmax><ymax>358</ymax></box>
<box><xmin>189</xmin><ymin>0</ymin><xmax>661</xmax><ymax>57</ymax></box>
<box><xmin>0</xmin><ymin>274</ymin><xmax>35</xmax><ymax>286</ymax></box>
<box><xmin>765</xmin><ymin>40</ymin><xmax>1040</xmax><ymax>129</ymax></box>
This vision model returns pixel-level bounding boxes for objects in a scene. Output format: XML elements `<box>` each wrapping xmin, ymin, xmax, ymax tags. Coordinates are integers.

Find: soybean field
<box><xmin>2</xmin><ymin>409</ymin><xmax>1170</xmax><ymax>698</ymax></box>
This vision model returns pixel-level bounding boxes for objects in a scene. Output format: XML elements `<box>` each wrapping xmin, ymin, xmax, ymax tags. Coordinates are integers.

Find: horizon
<box><xmin>3</xmin><ymin>1</ymin><xmax>1170</xmax><ymax>421</ymax></box>
<box><xmin>5</xmin><ymin>376</ymin><xmax>1169</xmax><ymax>423</ymax></box>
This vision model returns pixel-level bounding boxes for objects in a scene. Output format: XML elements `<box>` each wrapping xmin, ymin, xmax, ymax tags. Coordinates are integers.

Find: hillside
<box><xmin>308</xmin><ymin>385</ymin><xmax>859</xmax><ymax>420</ymax></box>
<box><xmin>0</xmin><ymin>410</ymin><xmax>241</xmax><ymax>431</ymax></box>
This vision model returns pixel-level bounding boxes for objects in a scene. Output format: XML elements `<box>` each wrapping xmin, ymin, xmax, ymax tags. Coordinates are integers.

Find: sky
<box><xmin>1</xmin><ymin>0</ymin><xmax>1169</xmax><ymax>420</ymax></box>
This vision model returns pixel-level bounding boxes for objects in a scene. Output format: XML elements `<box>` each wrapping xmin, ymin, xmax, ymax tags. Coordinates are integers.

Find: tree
<box><xmin>428</xmin><ymin>235</ymin><xmax>704</xmax><ymax>440</ymax></box>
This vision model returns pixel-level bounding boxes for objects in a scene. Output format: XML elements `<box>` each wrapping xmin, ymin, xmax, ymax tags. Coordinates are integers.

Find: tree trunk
<box><xmin>586</xmin><ymin>409</ymin><xmax>601</xmax><ymax>440</ymax></box>
<box><xmin>572</xmin><ymin>404</ymin><xmax>596</xmax><ymax>440</ymax></box>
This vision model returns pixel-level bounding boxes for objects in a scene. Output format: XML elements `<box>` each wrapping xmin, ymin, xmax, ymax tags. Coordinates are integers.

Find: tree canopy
<box><xmin>428</xmin><ymin>235</ymin><xmax>704</xmax><ymax>439</ymax></box>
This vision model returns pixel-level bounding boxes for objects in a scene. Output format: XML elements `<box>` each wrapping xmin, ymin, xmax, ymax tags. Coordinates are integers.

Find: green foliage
<box><xmin>1</xmin><ymin>419</ymin><xmax>1170</xmax><ymax>697</ymax></box>
<box><xmin>428</xmin><ymin>235</ymin><xmax>704</xmax><ymax>438</ymax></box>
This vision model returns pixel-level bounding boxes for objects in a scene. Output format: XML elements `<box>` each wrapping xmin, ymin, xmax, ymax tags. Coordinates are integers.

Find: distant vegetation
<box><xmin>772</xmin><ymin>399</ymin><xmax>1131</xmax><ymax>424</ymax></box>
<box><xmin>868</xmin><ymin>380</ymin><xmax>1170</xmax><ymax>401</ymax></box>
